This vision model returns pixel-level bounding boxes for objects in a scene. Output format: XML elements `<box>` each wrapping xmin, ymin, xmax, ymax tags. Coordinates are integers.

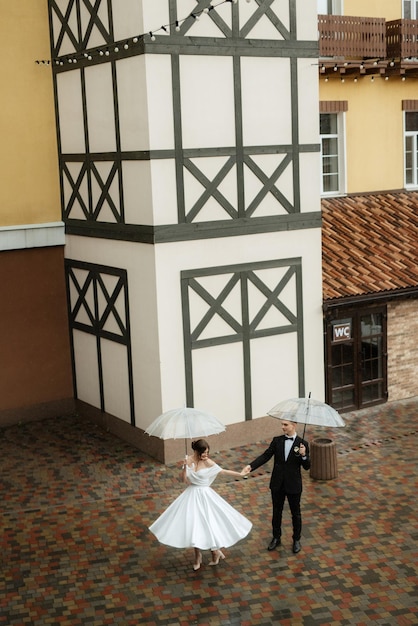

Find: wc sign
<box><xmin>333</xmin><ymin>322</ymin><xmax>351</xmax><ymax>342</ymax></box>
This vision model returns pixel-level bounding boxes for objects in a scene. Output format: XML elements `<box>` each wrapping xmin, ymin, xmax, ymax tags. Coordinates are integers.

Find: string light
<box><xmin>39</xmin><ymin>0</ymin><xmax>249</xmax><ymax>66</ymax></box>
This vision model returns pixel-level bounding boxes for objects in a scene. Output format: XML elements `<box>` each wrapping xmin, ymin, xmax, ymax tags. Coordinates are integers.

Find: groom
<box><xmin>244</xmin><ymin>420</ymin><xmax>310</xmax><ymax>553</ymax></box>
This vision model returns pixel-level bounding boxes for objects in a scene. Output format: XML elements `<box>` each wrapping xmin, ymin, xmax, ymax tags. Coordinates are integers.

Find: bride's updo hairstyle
<box><xmin>191</xmin><ymin>439</ymin><xmax>210</xmax><ymax>456</ymax></box>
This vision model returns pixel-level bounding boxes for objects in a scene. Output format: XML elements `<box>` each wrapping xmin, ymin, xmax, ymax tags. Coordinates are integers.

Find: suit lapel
<box><xmin>279</xmin><ymin>435</ymin><xmax>286</xmax><ymax>461</ymax></box>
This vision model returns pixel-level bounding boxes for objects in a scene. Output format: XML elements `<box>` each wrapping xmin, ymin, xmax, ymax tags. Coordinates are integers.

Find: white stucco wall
<box><xmin>65</xmin><ymin>223</ymin><xmax>323</xmax><ymax>432</ymax></box>
<box><xmin>59</xmin><ymin>0</ymin><xmax>324</xmax><ymax>436</ymax></box>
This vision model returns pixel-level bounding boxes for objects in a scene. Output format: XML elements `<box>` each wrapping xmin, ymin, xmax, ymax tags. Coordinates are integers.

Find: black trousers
<box><xmin>271</xmin><ymin>488</ymin><xmax>302</xmax><ymax>541</ymax></box>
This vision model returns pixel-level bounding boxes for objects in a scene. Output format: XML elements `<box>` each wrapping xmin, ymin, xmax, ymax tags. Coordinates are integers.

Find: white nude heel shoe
<box><xmin>209</xmin><ymin>550</ymin><xmax>225</xmax><ymax>566</ymax></box>
<box><xmin>193</xmin><ymin>551</ymin><xmax>202</xmax><ymax>571</ymax></box>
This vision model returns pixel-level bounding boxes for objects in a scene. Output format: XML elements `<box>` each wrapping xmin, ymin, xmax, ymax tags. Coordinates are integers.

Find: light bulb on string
<box><xmin>50</xmin><ymin>0</ymin><xmax>245</xmax><ymax>66</ymax></box>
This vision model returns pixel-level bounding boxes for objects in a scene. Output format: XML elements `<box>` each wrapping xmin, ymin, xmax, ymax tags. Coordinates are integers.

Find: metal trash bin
<box><xmin>310</xmin><ymin>437</ymin><xmax>338</xmax><ymax>480</ymax></box>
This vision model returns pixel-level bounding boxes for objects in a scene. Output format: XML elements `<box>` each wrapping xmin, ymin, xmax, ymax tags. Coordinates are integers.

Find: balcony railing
<box><xmin>318</xmin><ymin>14</ymin><xmax>386</xmax><ymax>59</ymax></box>
<box><xmin>386</xmin><ymin>19</ymin><xmax>418</xmax><ymax>59</ymax></box>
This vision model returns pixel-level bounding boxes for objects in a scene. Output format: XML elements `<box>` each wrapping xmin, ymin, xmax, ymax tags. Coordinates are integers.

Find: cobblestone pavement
<box><xmin>1</xmin><ymin>398</ymin><xmax>417</xmax><ymax>625</ymax></box>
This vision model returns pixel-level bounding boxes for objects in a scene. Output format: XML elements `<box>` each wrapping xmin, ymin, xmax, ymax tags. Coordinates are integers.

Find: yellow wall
<box><xmin>0</xmin><ymin>1</ymin><xmax>60</xmax><ymax>227</ymax></box>
<box><xmin>320</xmin><ymin>77</ymin><xmax>417</xmax><ymax>193</ymax></box>
<box><xmin>345</xmin><ymin>0</ymin><xmax>401</xmax><ymax>20</ymax></box>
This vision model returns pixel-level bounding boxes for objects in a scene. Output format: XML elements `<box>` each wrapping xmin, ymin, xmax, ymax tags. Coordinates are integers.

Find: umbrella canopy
<box><xmin>267</xmin><ymin>396</ymin><xmax>345</xmax><ymax>437</ymax></box>
<box><xmin>145</xmin><ymin>407</ymin><xmax>226</xmax><ymax>442</ymax></box>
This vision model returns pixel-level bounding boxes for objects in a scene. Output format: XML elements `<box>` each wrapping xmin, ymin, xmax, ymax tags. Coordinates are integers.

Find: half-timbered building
<box><xmin>48</xmin><ymin>0</ymin><xmax>323</xmax><ymax>461</ymax></box>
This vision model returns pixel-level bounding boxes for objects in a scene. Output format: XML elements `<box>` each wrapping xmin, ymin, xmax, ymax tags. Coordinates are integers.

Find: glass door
<box><xmin>403</xmin><ymin>1</ymin><xmax>418</xmax><ymax>19</ymax></box>
<box><xmin>318</xmin><ymin>0</ymin><xmax>343</xmax><ymax>14</ymax></box>
<box><xmin>360</xmin><ymin>312</ymin><xmax>385</xmax><ymax>405</ymax></box>
<box><xmin>328</xmin><ymin>317</ymin><xmax>355</xmax><ymax>411</ymax></box>
<box><xmin>325</xmin><ymin>307</ymin><xmax>387</xmax><ymax>411</ymax></box>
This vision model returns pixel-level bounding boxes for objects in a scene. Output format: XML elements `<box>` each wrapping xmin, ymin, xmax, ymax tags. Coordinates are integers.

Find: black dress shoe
<box><xmin>292</xmin><ymin>540</ymin><xmax>301</xmax><ymax>553</ymax></box>
<box><xmin>267</xmin><ymin>537</ymin><xmax>281</xmax><ymax>551</ymax></box>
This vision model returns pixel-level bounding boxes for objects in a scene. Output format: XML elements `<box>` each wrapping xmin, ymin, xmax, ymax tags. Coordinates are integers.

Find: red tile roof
<box><xmin>322</xmin><ymin>191</ymin><xmax>418</xmax><ymax>301</ymax></box>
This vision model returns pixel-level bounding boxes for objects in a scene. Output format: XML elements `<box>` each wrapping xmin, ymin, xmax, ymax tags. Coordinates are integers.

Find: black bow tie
<box><xmin>285</xmin><ymin>436</ymin><xmax>294</xmax><ymax>440</ymax></box>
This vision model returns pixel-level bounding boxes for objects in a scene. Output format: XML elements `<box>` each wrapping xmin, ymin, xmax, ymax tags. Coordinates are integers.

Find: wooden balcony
<box><xmin>318</xmin><ymin>14</ymin><xmax>386</xmax><ymax>59</ymax></box>
<box><xmin>319</xmin><ymin>15</ymin><xmax>418</xmax><ymax>78</ymax></box>
<box><xmin>386</xmin><ymin>19</ymin><xmax>418</xmax><ymax>59</ymax></box>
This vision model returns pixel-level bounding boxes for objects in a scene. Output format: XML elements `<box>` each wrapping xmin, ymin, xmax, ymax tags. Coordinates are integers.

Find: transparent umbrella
<box><xmin>145</xmin><ymin>407</ymin><xmax>226</xmax><ymax>455</ymax></box>
<box><xmin>267</xmin><ymin>393</ymin><xmax>345</xmax><ymax>438</ymax></box>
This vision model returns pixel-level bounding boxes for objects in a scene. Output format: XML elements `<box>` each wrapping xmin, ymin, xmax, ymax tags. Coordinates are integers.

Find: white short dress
<box><xmin>149</xmin><ymin>463</ymin><xmax>252</xmax><ymax>550</ymax></box>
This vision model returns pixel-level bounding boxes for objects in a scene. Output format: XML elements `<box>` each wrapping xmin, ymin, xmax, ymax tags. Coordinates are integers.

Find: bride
<box><xmin>149</xmin><ymin>439</ymin><xmax>252</xmax><ymax>570</ymax></box>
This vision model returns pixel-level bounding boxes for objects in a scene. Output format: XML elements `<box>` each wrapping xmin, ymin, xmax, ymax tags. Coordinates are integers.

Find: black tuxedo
<box><xmin>250</xmin><ymin>434</ymin><xmax>310</xmax><ymax>541</ymax></box>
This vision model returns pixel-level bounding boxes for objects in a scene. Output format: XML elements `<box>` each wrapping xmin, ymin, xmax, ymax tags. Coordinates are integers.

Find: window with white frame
<box><xmin>317</xmin><ymin>0</ymin><xmax>343</xmax><ymax>14</ymax></box>
<box><xmin>320</xmin><ymin>112</ymin><xmax>345</xmax><ymax>195</ymax></box>
<box><xmin>403</xmin><ymin>0</ymin><xmax>418</xmax><ymax>19</ymax></box>
<box><xmin>405</xmin><ymin>111</ymin><xmax>418</xmax><ymax>186</ymax></box>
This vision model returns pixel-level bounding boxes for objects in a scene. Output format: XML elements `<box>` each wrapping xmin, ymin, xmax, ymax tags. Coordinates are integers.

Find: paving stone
<box><xmin>0</xmin><ymin>399</ymin><xmax>417</xmax><ymax>624</ymax></box>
